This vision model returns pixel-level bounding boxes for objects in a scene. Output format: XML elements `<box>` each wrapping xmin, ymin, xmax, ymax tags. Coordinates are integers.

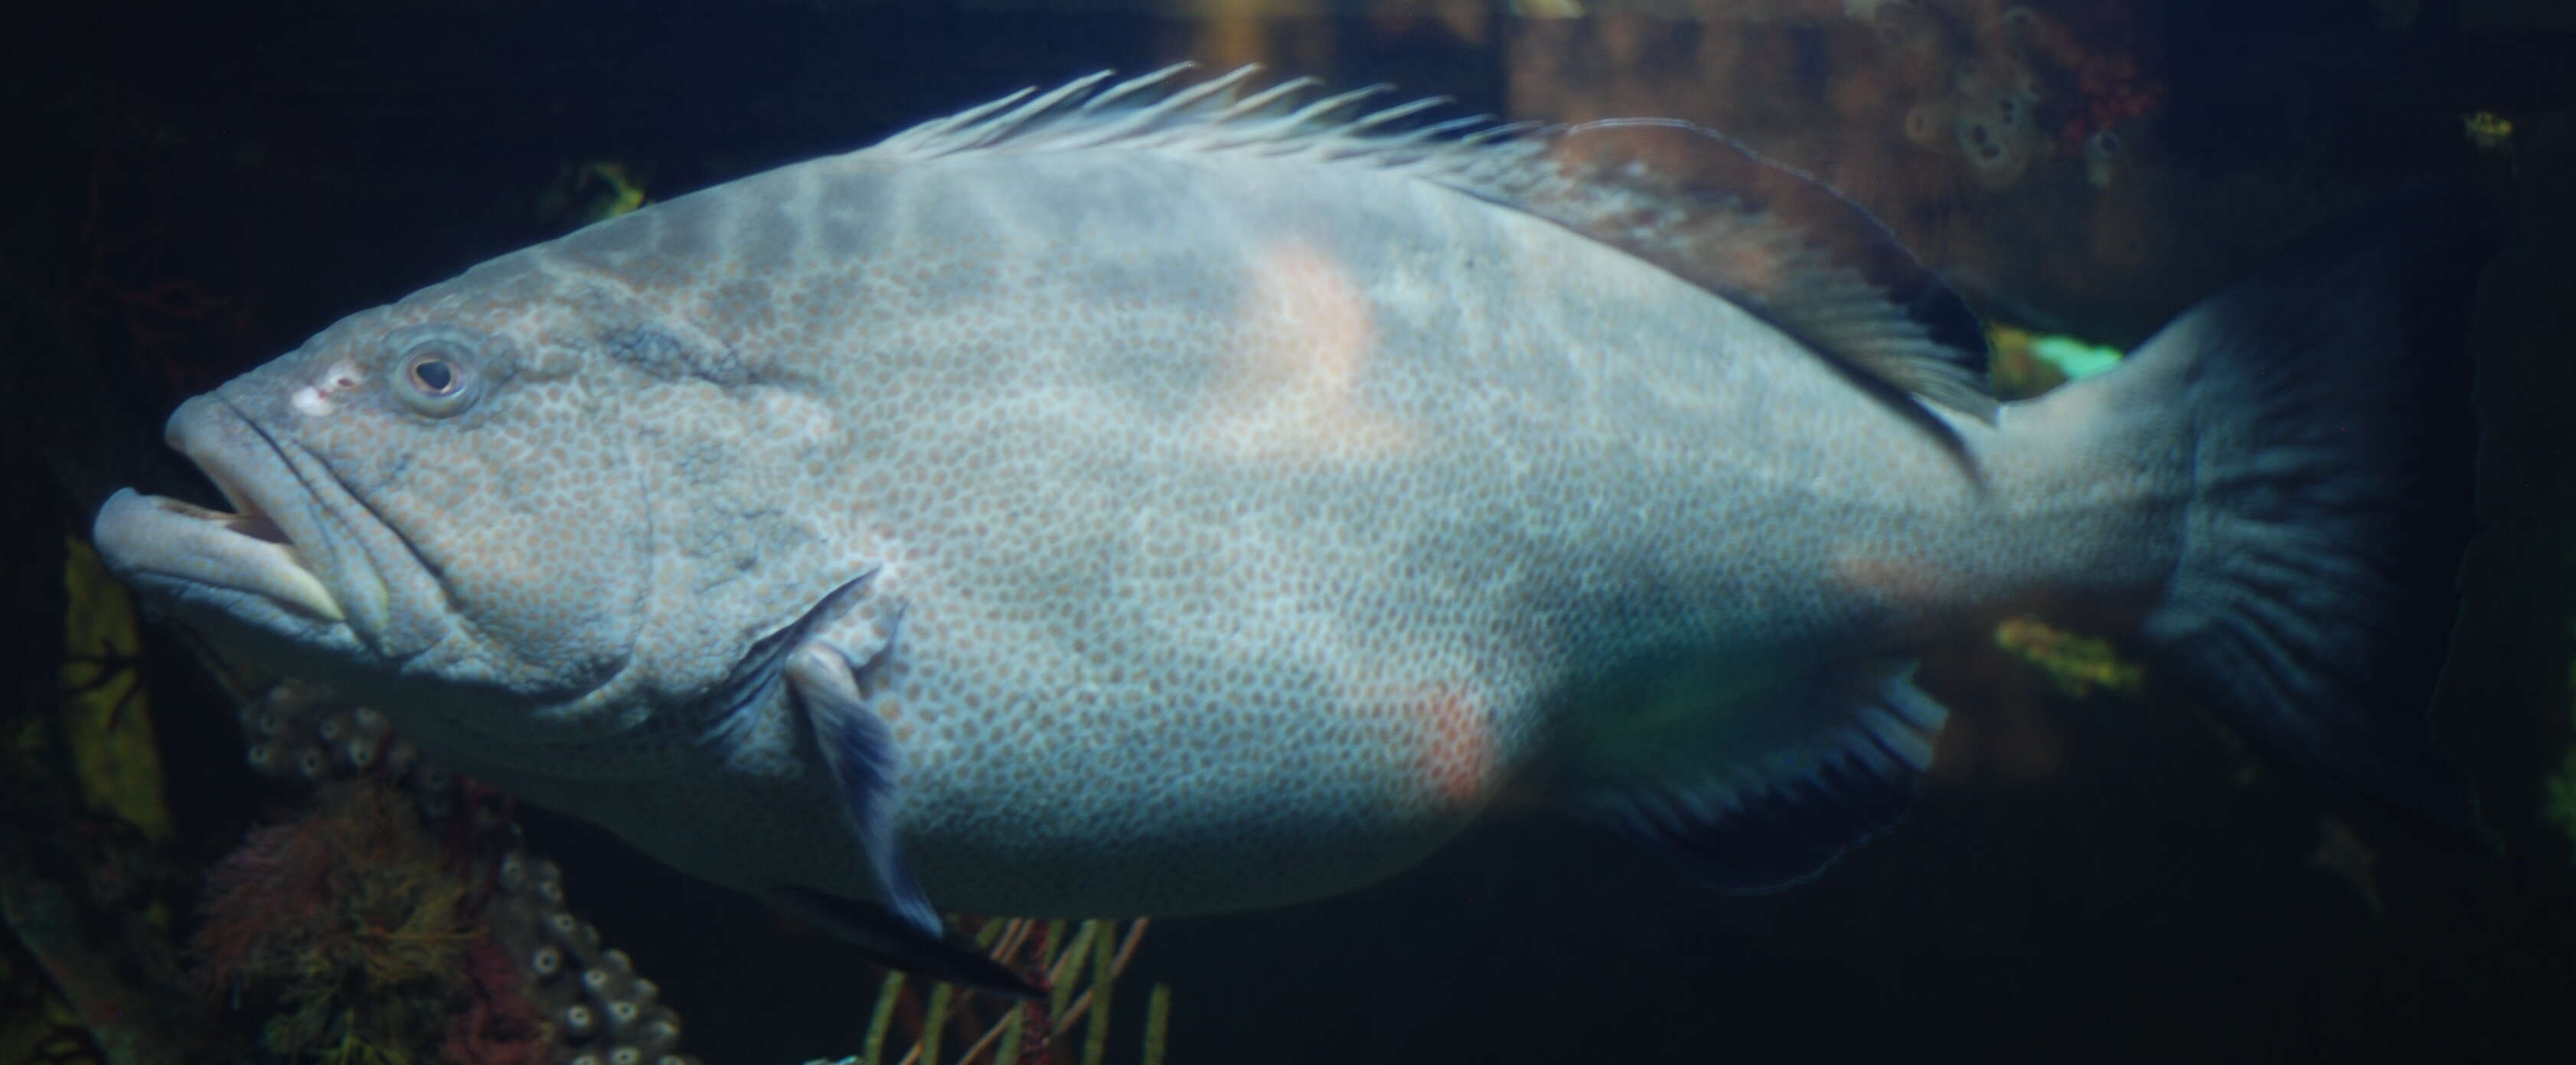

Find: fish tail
<box><xmin>2118</xmin><ymin>185</ymin><xmax>2503</xmax><ymax>838</ymax></box>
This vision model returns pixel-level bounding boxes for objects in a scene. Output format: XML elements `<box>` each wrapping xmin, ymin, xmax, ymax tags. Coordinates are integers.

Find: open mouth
<box><xmin>186</xmin><ymin>458</ymin><xmax>298</xmax><ymax>547</ymax></box>
<box><xmin>92</xmin><ymin>400</ymin><xmax>348</xmax><ymax>625</ymax></box>
<box><xmin>103</xmin><ymin>494</ymin><xmax>347</xmax><ymax>624</ymax></box>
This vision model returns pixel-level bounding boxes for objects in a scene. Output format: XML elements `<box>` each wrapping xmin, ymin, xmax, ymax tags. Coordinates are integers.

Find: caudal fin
<box><xmin>2128</xmin><ymin>186</ymin><xmax>2503</xmax><ymax>837</ymax></box>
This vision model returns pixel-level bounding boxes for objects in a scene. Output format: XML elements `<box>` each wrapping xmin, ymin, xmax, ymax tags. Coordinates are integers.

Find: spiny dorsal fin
<box><xmin>877</xmin><ymin>66</ymin><xmax>1994</xmax><ymax>426</ymax></box>
<box><xmin>877</xmin><ymin>63</ymin><xmax>1540</xmax><ymax>170</ymax></box>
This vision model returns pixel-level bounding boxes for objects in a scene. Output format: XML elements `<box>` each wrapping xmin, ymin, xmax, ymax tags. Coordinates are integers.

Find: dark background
<box><xmin>6</xmin><ymin>2</ymin><xmax>2573</xmax><ymax>1063</ymax></box>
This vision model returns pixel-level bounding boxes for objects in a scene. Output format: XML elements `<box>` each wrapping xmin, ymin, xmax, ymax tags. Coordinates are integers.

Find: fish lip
<box><xmin>92</xmin><ymin>396</ymin><xmax>354</xmax><ymax>628</ymax></box>
<box><xmin>93</xmin><ymin>488</ymin><xmax>348</xmax><ymax>627</ymax></box>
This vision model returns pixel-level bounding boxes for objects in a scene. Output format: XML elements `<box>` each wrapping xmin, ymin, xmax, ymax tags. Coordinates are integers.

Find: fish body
<box><xmin>93</xmin><ymin>68</ymin><xmax>2493</xmax><ymax>991</ymax></box>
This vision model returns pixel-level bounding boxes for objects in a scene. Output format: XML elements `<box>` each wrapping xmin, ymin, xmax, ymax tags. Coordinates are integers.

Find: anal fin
<box><xmin>1578</xmin><ymin>658</ymin><xmax>1949</xmax><ymax>893</ymax></box>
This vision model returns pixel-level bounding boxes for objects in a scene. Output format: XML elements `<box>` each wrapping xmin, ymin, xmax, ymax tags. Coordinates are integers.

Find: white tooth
<box><xmin>352</xmin><ymin>577</ymin><xmax>388</xmax><ymax>630</ymax></box>
<box><xmin>243</xmin><ymin>539</ymin><xmax>345</xmax><ymax>622</ymax></box>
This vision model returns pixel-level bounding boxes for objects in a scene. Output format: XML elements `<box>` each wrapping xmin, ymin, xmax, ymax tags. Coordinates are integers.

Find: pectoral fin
<box><xmin>782</xmin><ymin>634</ymin><xmax>1043</xmax><ymax>998</ymax></box>
<box><xmin>788</xmin><ymin>638</ymin><xmax>938</xmax><ymax>927</ymax></box>
<box><xmin>723</xmin><ymin>576</ymin><xmax>1040</xmax><ymax>998</ymax></box>
<box><xmin>704</xmin><ymin>570</ymin><xmax>880</xmax><ymax>753</ymax></box>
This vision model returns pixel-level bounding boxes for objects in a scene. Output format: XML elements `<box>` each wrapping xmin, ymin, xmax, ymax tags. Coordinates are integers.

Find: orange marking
<box><xmin>1829</xmin><ymin>546</ymin><xmax>1948</xmax><ymax>610</ymax></box>
<box><xmin>1203</xmin><ymin>237</ymin><xmax>1418</xmax><ymax>461</ymax></box>
<box><xmin>1405</xmin><ymin>681</ymin><xmax>1498</xmax><ymax>813</ymax></box>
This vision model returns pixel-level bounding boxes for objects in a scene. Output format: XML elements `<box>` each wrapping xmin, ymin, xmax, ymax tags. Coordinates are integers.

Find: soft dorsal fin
<box><xmin>1484</xmin><ymin>119</ymin><xmax>1996</xmax><ymax>425</ymax></box>
<box><xmin>876</xmin><ymin>67</ymin><xmax>1994</xmax><ymax>426</ymax></box>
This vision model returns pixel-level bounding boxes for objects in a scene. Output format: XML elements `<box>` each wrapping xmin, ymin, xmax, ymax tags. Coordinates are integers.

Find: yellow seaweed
<box><xmin>1994</xmin><ymin>615</ymin><xmax>2143</xmax><ymax>697</ymax></box>
<box><xmin>58</xmin><ymin>537</ymin><xmax>172</xmax><ymax>841</ymax></box>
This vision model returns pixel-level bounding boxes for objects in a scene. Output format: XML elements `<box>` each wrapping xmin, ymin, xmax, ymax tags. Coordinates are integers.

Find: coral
<box><xmin>483</xmin><ymin>851</ymin><xmax>692</xmax><ymax>1065</ymax></box>
<box><xmin>223</xmin><ymin>681</ymin><xmax>704</xmax><ymax>1064</ymax></box>
<box><xmin>1949</xmin><ymin>60</ymin><xmax>2043</xmax><ymax>189</ymax></box>
<box><xmin>193</xmin><ymin>780</ymin><xmax>478</xmax><ymax>1065</ymax></box>
<box><xmin>840</xmin><ymin>916</ymin><xmax>1167</xmax><ymax>1065</ymax></box>
<box><xmin>2080</xmin><ymin>126</ymin><xmax>2123</xmax><ymax>188</ymax></box>
<box><xmin>439</xmin><ymin>939</ymin><xmax>550</xmax><ymax>1065</ymax></box>
<box><xmin>239</xmin><ymin>681</ymin><xmax>431</xmax><ymax>804</ymax></box>
<box><xmin>1990</xmin><ymin>4</ymin><xmax>2162</xmax><ymax>159</ymax></box>
<box><xmin>1850</xmin><ymin>2</ymin><xmax>2163</xmax><ymax>191</ymax></box>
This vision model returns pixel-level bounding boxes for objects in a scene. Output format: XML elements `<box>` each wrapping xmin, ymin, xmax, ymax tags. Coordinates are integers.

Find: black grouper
<box><xmin>91</xmin><ymin>67</ymin><xmax>2498</xmax><ymax>993</ymax></box>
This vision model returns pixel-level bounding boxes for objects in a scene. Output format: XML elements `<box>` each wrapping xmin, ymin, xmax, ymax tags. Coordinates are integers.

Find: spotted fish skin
<box><xmin>93</xmin><ymin>68</ymin><xmax>2491</xmax><ymax>979</ymax></box>
<box><xmin>263</xmin><ymin>137</ymin><xmax>2011</xmax><ymax>913</ymax></box>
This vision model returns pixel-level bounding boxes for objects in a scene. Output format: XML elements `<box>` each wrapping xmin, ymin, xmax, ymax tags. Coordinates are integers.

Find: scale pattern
<box><xmin>116</xmin><ymin>69</ymin><xmax>2183</xmax><ymax>919</ymax></box>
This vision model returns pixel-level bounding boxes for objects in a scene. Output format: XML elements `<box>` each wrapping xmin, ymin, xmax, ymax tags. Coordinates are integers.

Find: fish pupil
<box><xmin>410</xmin><ymin>357</ymin><xmax>456</xmax><ymax>394</ymax></box>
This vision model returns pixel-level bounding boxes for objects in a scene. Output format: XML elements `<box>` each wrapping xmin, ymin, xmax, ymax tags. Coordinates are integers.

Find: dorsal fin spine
<box><xmin>966</xmin><ymin>70</ymin><xmax>1116</xmax><ymax>149</ymax></box>
<box><xmin>1213</xmin><ymin>74</ymin><xmax>1320</xmax><ymax>123</ymax></box>
<box><xmin>1121</xmin><ymin>64</ymin><xmax>1260</xmax><ymax>129</ymax></box>
<box><xmin>1348</xmin><ymin>96</ymin><xmax>1452</xmax><ymax>134</ymax></box>
<box><xmin>1081</xmin><ymin>60</ymin><xmax>1199</xmax><ymax>116</ymax></box>
<box><xmin>1256</xmin><ymin>83</ymin><xmax>1393</xmax><ymax>141</ymax></box>
<box><xmin>1063</xmin><ymin>65</ymin><xmax>1259</xmax><ymax>152</ymax></box>
<box><xmin>892</xmin><ymin>85</ymin><xmax>1037</xmax><ymax>150</ymax></box>
<box><xmin>1047</xmin><ymin>67</ymin><xmax>1214</xmax><ymax>148</ymax></box>
<box><xmin>1360</xmin><ymin>113</ymin><xmax>1494</xmax><ymax>158</ymax></box>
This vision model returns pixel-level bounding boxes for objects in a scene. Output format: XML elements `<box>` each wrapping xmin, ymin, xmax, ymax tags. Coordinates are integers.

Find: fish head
<box><xmin>94</xmin><ymin>276</ymin><xmax>659</xmax><ymax>720</ymax></box>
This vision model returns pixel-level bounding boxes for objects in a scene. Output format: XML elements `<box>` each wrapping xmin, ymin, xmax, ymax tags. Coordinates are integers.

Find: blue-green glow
<box><xmin>2030</xmin><ymin>335</ymin><xmax>2125</xmax><ymax>381</ymax></box>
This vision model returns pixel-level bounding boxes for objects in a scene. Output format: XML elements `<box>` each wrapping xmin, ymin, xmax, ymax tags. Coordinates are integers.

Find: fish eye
<box><xmin>407</xmin><ymin>352</ymin><xmax>462</xmax><ymax>396</ymax></box>
<box><xmin>384</xmin><ymin>329</ymin><xmax>490</xmax><ymax>417</ymax></box>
